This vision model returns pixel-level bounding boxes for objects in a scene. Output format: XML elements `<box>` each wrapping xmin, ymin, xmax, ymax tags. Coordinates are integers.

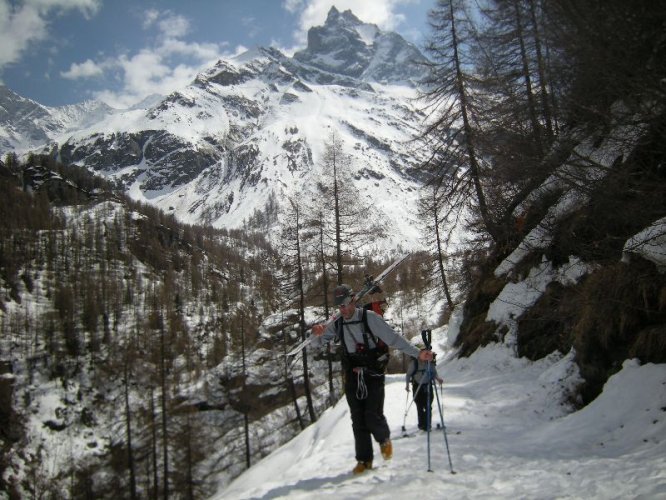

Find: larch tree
<box><xmin>417</xmin><ymin>182</ymin><xmax>455</xmax><ymax>311</ymax></box>
<box><xmin>312</xmin><ymin>132</ymin><xmax>384</xmax><ymax>285</ymax></box>
<box><xmin>278</xmin><ymin>197</ymin><xmax>317</xmax><ymax>423</ymax></box>
<box><xmin>303</xmin><ymin>207</ymin><xmax>338</xmax><ymax>401</ymax></box>
<box><xmin>421</xmin><ymin>0</ymin><xmax>500</xmax><ymax>244</ymax></box>
<box><xmin>464</xmin><ymin>0</ymin><xmax>562</xmax><ymax>235</ymax></box>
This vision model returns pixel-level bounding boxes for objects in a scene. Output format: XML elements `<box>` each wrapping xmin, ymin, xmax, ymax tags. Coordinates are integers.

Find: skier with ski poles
<box><xmin>405</xmin><ymin>338</ymin><xmax>443</xmax><ymax>431</ymax></box>
<box><xmin>421</xmin><ymin>328</ymin><xmax>455</xmax><ymax>474</ymax></box>
<box><xmin>311</xmin><ymin>284</ymin><xmax>434</xmax><ymax>475</ymax></box>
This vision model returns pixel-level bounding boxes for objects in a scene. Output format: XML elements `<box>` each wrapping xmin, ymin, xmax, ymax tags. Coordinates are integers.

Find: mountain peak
<box><xmin>294</xmin><ymin>8</ymin><xmax>427</xmax><ymax>85</ymax></box>
<box><xmin>325</xmin><ymin>6</ymin><xmax>362</xmax><ymax>27</ymax></box>
<box><xmin>325</xmin><ymin>5</ymin><xmax>340</xmax><ymax>22</ymax></box>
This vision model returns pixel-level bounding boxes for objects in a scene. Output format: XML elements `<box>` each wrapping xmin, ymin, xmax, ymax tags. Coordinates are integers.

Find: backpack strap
<box><xmin>363</xmin><ymin>307</ymin><xmax>386</xmax><ymax>346</ymax></box>
<box><xmin>410</xmin><ymin>358</ymin><xmax>419</xmax><ymax>382</ymax></box>
<box><xmin>337</xmin><ymin>308</ymin><xmax>390</xmax><ymax>373</ymax></box>
<box><xmin>337</xmin><ymin>308</ymin><xmax>372</xmax><ymax>350</ymax></box>
<box><xmin>335</xmin><ymin>316</ymin><xmax>343</xmax><ymax>340</ymax></box>
<box><xmin>361</xmin><ymin>308</ymin><xmax>372</xmax><ymax>350</ymax></box>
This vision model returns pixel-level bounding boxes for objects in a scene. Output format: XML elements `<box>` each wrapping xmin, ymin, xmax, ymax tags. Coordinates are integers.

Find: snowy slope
<box><xmin>49</xmin><ymin>46</ymin><xmax>429</xmax><ymax>250</ymax></box>
<box><xmin>213</xmin><ymin>332</ymin><xmax>666</xmax><ymax>499</ymax></box>
<box><xmin>0</xmin><ymin>84</ymin><xmax>115</xmax><ymax>152</ymax></box>
<box><xmin>3</xmin><ymin>8</ymin><xmax>432</xmax><ymax>251</ymax></box>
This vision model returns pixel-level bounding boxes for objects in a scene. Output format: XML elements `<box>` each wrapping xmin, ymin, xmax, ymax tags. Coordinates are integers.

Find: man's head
<box><xmin>333</xmin><ymin>284</ymin><xmax>354</xmax><ymax>306</ymax></box>
<box><xmin>334</xmin><ymin>284</ymin><xmax>356</xmax><ymax>319</ymax></box>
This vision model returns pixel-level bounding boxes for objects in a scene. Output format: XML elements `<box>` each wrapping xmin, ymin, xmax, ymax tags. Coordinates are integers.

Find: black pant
<box><xmin>412</xmin><ymin>381</ymin><xmax>433</xmax><ymax>431</ymax></box>
<box><xmin>345</xmin><ymin>368</ymin><xmax>390</xmax><ymax>462</ymax></box>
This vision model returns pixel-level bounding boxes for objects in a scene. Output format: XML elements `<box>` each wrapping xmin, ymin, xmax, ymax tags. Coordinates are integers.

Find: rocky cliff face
<box><xmin>0</xmin><ymin>85</ymin><xmax>53</xmax><ymax>151</ymax></box>
<box><xmin>294</xmin><ymin>7</ymin><xmax>429</xmax><ymax>85</ymax></box>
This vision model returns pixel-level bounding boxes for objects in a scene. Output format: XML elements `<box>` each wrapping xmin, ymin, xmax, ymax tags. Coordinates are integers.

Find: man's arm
<box><xmin>310</xmin><ymin>318</ymin><xmax>339</xmax><ymax>346</ymax></box>
<box><xmin>430</xmin><ymin>363</ymin><xmax>444</xmax><ymax>384</ymax></box>
<box><xmin>366</xmin><ymin>311</ymin><xmax>433</xmax><ymax>361</ymax></box>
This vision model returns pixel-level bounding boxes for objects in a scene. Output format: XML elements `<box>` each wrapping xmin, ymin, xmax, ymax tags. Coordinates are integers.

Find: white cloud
<box><xmin>27</xmin><ymin>0</ymin><xmax>100</xmax><ymax>19</ymax></box>
<box><xmin>143</xmin><ymin>8</ymin><xmax>160</xmax><ymax>29</ymax></box>
<box><xmin>160</xmin><ymin>38</ymin><xmax>222</xmax><ymax>60</ymax></box>
<box><xmin>289</xmin><ymin>0</ymin><xmax>415</xmax><ymax>44</ymax></box>
<box><xmin>60</xmin><ymin>58</ymin><xmax>103</xmax><ymax>79</ymax></box>
<box><xmin>0</xmin><ymin>1</ymin><xmax>48</xmax><ymax>68</ymax></box>
<box><xmin>143</xmin><ymin>9</ymin><xmax>190</xmax><ymax>38</ymax></box>
<box><xmin>282</xmin><ymin>0</ymin><xmax>304</xmax><ymax>13</ymax></box>
<box><xmin>87</xmin><ymin>9</ymin><xmax>230</xmax><ymax>108</ymax></box>
<box><xmin>157</xmin><ymin>13</ymin><xmax>190</xmax><ymax>39</ymax></box>
<box><xmin>0</xmin><ymin>0</ymin><xmax>101</xmax><ymax>69</ymax></box>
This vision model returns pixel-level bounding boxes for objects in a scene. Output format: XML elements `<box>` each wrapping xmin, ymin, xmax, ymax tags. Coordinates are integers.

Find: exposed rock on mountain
<box><xmin>1</xmin><ymin>8</ymin><xmax>431</xmax><ymax>249</ymax></box>
<box><xmin>0</xmin><ymin>85</ymin><xmax>114</xmax><ymax>152</ymax></box>
<box><xmin>294</xmin><ymin>7</ymin><xmax>428</xmax><ymax>85</ymax></box>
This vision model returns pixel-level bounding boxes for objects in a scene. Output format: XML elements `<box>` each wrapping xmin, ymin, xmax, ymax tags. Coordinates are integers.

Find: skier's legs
<box><xmin>413</xmin><ymin>381</ymin><xmax>429</xmax><ymax>430</ymax></box>
<box><xmin>345</xmin><ymin>371</ymin><xmax>373</xmax><ymax>461</ymax></box>
<box><xmin>363</xmin><ymin>374</ymin><xmax>390</xmax><ymax>444</ymax></box>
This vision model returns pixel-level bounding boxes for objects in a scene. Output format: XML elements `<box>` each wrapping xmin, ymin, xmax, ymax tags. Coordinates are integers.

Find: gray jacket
<box><xmin>406</xmin><ymin>357</ymin><xmax>440</xmax><ymax>387</ymax></box>
<box><xmin>312</xmin><ymin>308</ymin><xmax>420</xmax><ymax>359</ymax></box>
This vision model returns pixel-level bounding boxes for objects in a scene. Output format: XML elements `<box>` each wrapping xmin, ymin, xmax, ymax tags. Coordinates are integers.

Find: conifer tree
<box><xmin>312</xmin><ymin>133</ymin><xmax>382</xmax><ymax>283</ymax></box>
<box><xmin>418</xmin><ymin>183</ymin><xmax>455</xmax><ymax>310</ymax></box>
<box><xmin>279</xmin><ymin>197</ymin><xmax>317</xmax><ymax>423</ymax></box>
<box><xmin>122</xmin><ymin>342</ymin><xmax>138</xmax><ymax>500</ymax></box>
<box><xmin>422</xmin><ymin>0</ymin><xmax>499</xmax><ymax>243</ymax></box>
<box><xmin>281</xmin><ymin>322</ymin><xmax>305</xmax><ymax>430</ymax></box>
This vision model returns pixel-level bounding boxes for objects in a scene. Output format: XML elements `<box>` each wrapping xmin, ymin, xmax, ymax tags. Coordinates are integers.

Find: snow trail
<box><xmin>214</xmin><ymin>343</ymin><xmax>666</xmax><ymax>499</ymax></box>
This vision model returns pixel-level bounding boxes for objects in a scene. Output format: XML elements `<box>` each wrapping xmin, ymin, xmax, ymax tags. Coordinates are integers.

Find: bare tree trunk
<box><xmin>283</xmin><ymin>326</ymin><xmax>305</xmax><ymax>429</ymax></box>
<box><xmin>123</xmin><ymin>355</ymin><xmax>138</xmax><ymax>500</ymax></box>
<box><xmin>542</xmin><ymin>18</ymin><xmax>561</xmax><ymax>134</ymax></box>
<box><xmin>185</xmin><ymin>412</ymin><xmax>195</xmax><ymax>500</ymax></box>
<box><xmin>279</xmin><ymin>198</ymin><xmax>318</xmax><ymax>425</ymax></box>
<box><xmin>513</xmin><ymin>0</ymin><xmax>542</xmax><ymax>152</ymax></box>
<box><xmin>318</xmin><ymin>221</ymin><xmax>335</xmax><ymax>399</ymax></box>
<box><xmin>159</xmin><ymin>323</ymin><xmax>169</xmax><ymax>499</ymax></box>
<box><xmin>294</xmin><ymin>210</ymin><xmax>317</xmax><ymax>423</ymax></box>
<box><xmin>241</xmin><ymin>314</ymin><xmax>251</xmax><ymax>468</ymax></box>
<box><xmin>528</xmin><ymin>0</ymin><xmax>554</xmax><ymax>137</ymax></box>
<box><xmin>432</xmin><ymin>192</ymin><xmax>454</xmax><ymax>310</ymax></box>
<box><xmin>150</xmin><ymin>388</ymin><xmax>159</xmax><ymax>500</ymax></box>
<box><xmin>448</xmin><ymin>0</ymin><xmax>498</xmax><ymax>242</ymax></box>
<box><xmin>332</xmin><ymin>150</ymin><xmax>343</xmax><ymax>284</ymax></box>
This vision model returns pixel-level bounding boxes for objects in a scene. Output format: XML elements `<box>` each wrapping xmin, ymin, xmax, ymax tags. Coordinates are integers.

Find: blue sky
<box><xmin>0</xmin><ymin>0</ymin><xmax>434</xmax><ymax>108</ymax></box>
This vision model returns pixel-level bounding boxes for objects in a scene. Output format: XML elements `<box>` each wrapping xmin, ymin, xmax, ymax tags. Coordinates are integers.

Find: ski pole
<box><xmin>426</xmin><ymin>362</ymin><xmax>432</xmax><ymax>472</ymax></box>
<box><xmin>401</xmin><ymin>388</ymin><xmax>410</xmax><ymax>433</ymax></box>
<box><xmin>422</xmin><ymin>329</ymin><xmax>433</xmax><ymax>472</ymax></box>
<box><xmin>433</xmin><ymin>380</ymin><xmax>455</xmax><ymax>474</ymax></box>
<box><xmin>402</xmin><ymin>376</ymin><xmax>427</xmax><ymax>431</ymax></box>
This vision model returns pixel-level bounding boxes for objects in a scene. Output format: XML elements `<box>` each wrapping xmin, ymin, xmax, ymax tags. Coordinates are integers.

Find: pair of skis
<box><xmin>285</xmin><ymin>253</ymin><xmax>410</xmax><ymax>358</ymax></box>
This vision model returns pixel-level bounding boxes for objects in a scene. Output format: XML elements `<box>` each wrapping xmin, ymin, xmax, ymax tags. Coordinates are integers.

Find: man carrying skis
<box><xmin>406</xmin><ymin>338</ymin><xmax>443</xmax><ymax>431</ymax></box>
<box><xmin>311</xmin><ymin>284</ymin><xmax>434</xmax><ymax>475</ymax></box>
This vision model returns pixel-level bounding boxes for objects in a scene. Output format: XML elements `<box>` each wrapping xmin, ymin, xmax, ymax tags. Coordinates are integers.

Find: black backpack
<box><xmin>335</xmin><ymin>307</ymin><xmax>390</xmax><ymax>373</ymax></box>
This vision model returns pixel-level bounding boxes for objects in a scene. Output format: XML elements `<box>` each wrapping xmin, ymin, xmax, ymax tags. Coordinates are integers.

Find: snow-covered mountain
<box><xmin>0</xmin><ymin>85</ymin><xmax>115</xmax><ymax>153</ymax></box>
<box><xmin>2</xmin><ymin>7</ymin><xmax>432</xmax><ymax>250</ymax></box>
<box><xmin>293</xmin><ymin>7</ymin><xmax>428</xmax><ymax>84</ymax></box>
